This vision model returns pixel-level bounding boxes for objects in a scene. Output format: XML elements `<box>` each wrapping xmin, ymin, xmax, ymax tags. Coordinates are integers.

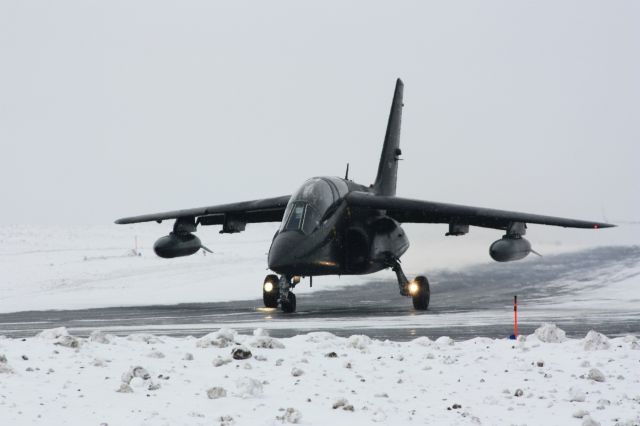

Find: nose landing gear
<box><xmin>262</xmin><ymin>274</ymin><xmax>298</xmax><ymax>313</ymax></box>
<box><xmin>391</xmin><ymin>259</ymin><xmax>430</xmax><ymax>311</ymax></box>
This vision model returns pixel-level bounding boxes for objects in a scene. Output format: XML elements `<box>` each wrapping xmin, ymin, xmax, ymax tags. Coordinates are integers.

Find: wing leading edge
<box><xmin>115</xmin><ymin>195</ymin><xmax>291</xmax><ymax>226</ymax></box>
<box><xmin>346</xmin><ymin>192</ymin><xmax>615</xmax><ymax>230</ymax></box>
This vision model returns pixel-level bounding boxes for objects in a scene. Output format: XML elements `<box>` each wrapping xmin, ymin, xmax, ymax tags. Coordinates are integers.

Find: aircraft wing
<box><xmin>115</xmin><ymin>195</ymin><xmax>291</xmax><ymax>226</ymax></box>
<box><xmin>345</xmin><ymin>192</ymin><xmax>614</xmax><ymax>230</ymax></box>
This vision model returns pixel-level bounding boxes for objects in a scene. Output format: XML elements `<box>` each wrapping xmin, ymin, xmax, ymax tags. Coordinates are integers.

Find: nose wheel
<box><xmin>262</xmin><ymin>274</ymin><xmax>297</xmax><ymax>313</ymax></box>
<box><xmin>262</xmin><ymin>274</ymin><xmax>279</xmax><ymax>308</ymax></box>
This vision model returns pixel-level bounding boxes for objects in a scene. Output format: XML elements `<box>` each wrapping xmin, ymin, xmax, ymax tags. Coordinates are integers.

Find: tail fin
<box><xmin>373</xmin><ymin>78</ymin><xmax>404</xmax><ymax>196</ymax></box>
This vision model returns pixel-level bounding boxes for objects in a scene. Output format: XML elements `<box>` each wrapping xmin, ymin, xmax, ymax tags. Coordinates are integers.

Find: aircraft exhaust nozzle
<box><xmin>154</xmin><ymin>232</ymin><xmax>204</xmax><ymax>258</ymax></box>
<box><xmin>489</xmin><ymin>236</ymin><xmax>532</xmax><ymax>262</ymax></box>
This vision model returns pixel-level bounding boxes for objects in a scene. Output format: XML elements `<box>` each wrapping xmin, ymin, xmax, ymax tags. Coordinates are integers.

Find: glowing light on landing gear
<box><xmin>408</xmin><ymin>281</ymin><xmax>419</xmax><ymax>295</ymax></box>
<box><xmin>264</xmin><ymin>282</ymin><xmax>274</xmax><ymax>292</ymax></box>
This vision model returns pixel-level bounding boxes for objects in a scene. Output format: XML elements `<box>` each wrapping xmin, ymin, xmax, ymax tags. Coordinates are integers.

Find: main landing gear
<box><xmin>391</xmin><ymin>259</ymin><xmax>430</xmax><ymax>311</ymax></box>
<box><xmin>262</xmin><ymin>274</ymin><xmax>298</xmax><ymax>313</ymax></box>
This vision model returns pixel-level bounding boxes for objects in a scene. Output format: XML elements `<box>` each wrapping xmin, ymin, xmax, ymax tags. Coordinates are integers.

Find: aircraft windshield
<box><xmin>281</xmin><ymin>178</ymin><xmax>335</xmax><ymax>234</ymax></box>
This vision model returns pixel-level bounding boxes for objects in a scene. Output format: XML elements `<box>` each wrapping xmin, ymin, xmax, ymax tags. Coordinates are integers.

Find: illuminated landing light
<box><xmin>594</xmin><ymin>224</ymin><xmax>600</xmax><ymax>229</ymax></box>
<box><xmin>264</xmin><ymin>282</ymin><xmax>274</xmax><ymax>292</ymax></box>
<box><xmin>408</xmin><ymin>281</ymin><xmax>419</xmax><ymax>295</ymax></box>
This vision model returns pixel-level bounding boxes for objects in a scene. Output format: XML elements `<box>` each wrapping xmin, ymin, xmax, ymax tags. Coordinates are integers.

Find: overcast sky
<box><xmin>1</xmin><ymin>1</ymin><xmax>638</xmax><ymax>228</ymax></box>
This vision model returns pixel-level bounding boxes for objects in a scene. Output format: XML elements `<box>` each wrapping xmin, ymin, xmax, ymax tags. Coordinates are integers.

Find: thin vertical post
<box><xmin>513</xmin><ymin>295</ymin><xmax>518</xmax><ymax>338</ymax></box>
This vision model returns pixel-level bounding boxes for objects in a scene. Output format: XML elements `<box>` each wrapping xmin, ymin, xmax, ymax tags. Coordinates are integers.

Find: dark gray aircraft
<box><xmin>116</xmin><ymin>79</ymin><xmax>614</xmax><ymax>313</ymax></box>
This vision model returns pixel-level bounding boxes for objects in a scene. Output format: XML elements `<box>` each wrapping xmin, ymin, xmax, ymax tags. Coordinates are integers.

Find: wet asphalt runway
<box><xmin>1</xmin><ymin>246</ymin><xmax>639</xmax><ymax>340</ymax></box>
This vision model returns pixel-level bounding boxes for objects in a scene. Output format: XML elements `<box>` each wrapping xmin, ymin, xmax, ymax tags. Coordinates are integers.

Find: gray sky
<box><xmin>1</xmin><ymin>1</ymin><xmax>638</xmax><ymax>226</ymax></box>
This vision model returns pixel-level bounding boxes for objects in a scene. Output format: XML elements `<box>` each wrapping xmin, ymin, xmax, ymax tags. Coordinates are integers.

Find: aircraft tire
<box><xmin>263</xmin><ymin>274</ymin><xmax>279</xmax><ymax>308</ymax></box>
<box><xmin>412</xmin><ymin>276</ymin><xmax>430</xmax><ymax>310</ymax></box>
<box><xmin>280</xmin><ymin>292</ymin><xmax>297</xmax><ymax>313</ymax></box>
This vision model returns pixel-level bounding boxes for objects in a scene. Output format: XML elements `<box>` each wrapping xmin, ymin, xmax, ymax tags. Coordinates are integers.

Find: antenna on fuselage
<box><xmin>344</xmin><ymin>163</ymin><xmax>350</xmax><ymax>180</ymax></box>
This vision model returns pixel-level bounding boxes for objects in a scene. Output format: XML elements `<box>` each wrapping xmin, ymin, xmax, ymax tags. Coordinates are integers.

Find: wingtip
<box><xmin>594</xmin><ymin>223</ymin><xmax>616</xmax><ymax>229</ymax></box>
<box><xmin>396</xmin><ymin>77</ymin><xmax>404</xmax><ymax>87</ymax></box>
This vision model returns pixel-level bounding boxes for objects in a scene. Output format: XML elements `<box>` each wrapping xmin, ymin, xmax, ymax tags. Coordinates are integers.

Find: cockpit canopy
<box><xmin>280</xmin><ymin>177</ymin><xmax>348</xmax><ymax>234</ymax></box>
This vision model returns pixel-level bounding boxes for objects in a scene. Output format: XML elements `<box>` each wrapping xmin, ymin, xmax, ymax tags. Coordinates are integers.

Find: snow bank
<box><xmin>0</xmin><ymin>325</ymin><xmax>638</xmax><ymax>425</ymax></box>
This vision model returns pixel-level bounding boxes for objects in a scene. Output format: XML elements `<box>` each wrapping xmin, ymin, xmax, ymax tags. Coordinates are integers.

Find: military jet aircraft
<box><xmin>116</xmin><ymin>79</ymin><xmax>614</xmax><ymax>313</ymax></box>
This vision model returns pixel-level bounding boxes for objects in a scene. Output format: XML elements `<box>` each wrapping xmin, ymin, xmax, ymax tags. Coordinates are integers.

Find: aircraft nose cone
<box><xmin>268</xmin><ymin>231</ymin><xmax>301</xmax><ymax>274</ymax></box>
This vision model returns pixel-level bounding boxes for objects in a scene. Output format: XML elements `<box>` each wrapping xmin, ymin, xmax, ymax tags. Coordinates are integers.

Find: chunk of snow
<box><xmin>217</xmin><ymin>415</ymin><xmax>235</xmax><ymax>426</ymax></box>
<box><xmin>332</xmin><ymin>397</ymin><xmax>353</xmax><ymax>410</ymax></box>
<box><xmin>126</xmin><ymin>333</ymin><xmax>163</xmax><ymax>344</ymax></box>
<box><xmin>37</xmin><ymin>327</ymin><xmax>69</xmax><ymax>339</ymax></box>
<box><xmin>569</xmin><ymin>387</ymin><xmax>586</xmax><ymax>402</ymax></box>
<box><xmin>253</xmin><ymin>328</ymin><xmax>269</xmax><ymax>337</ymax></box>
<box><xmin>54</xmin><ymin>335</ymin><xmax>80</xmax><ymax>348</ymax></box>
<box><xmin>129</xmin><ymin>377</ymin><xmax>146</xmax><ymax>388</ymax></box>
<box><xmin>116</xmin><ymin>383</ymin><xmax>133</xmax><ymax>393</ymax></box>
<box><xmin>291</xmin><ymin>367</ymin><xmax>304</xmax><ymax>377</ymax></box>
<box><xmin>0</xmin><ymin>354</ymin><xmax>13</xmax><ymax>374</ymax></box>
<box><xmin>583</xmin><ymin>330</ymin><xmax>610</xmax><ymax>351</ymax></box>
<box><xmin>249</xmin><ymin>336</ymin><xmax>284</xmax><ymax>349</ymax></box>
<box><xmin>347</xmin><ymin>335</ymin><xmax>371</xmax><ymax>350</ymax></box>
<box><xmin>88</xmin><ymin>330</ymin><xmax>112</xmax><ymax>344</ymax></box>
<box><xmin>533</xmin><ymin>323</ymin><xmax>567</xmax><ymax>343</ymax></box>
<box><xmin>573</xmin><ymin>409</ymin><xmax>589</xmax><ymax>418</ymax></box>
<box><xmin>183</xmin><ymin>353</ymin><xmax>194</xmax><ymax>361</ymax></box>
<box><xmin>206</xmin><ymin>387</ymin><xmax>227</xmax><ymax>399</ymax></box>
<box><xmin>212</xmin><ymin>356</ymin><xmax>232</xmax><ymax>367</ymax></box>
<box><xmin>197</xmin><ymin>328</ymin><xmax>237</xmax><ymax>348</ymax></box>
<box><xmin>234</xmin><ymin>377</ymin><xmax>263</xmax><ymax>398</ymax></box>
<box><xmin>587</xmin><ymin>368</ymin><xmax>605</xmax><ymax>382</ymax></box>
<box><xmin>91</xmin><ymin>358</ymin><xmax>107</xmax><ymax>367</ymax></box>
<box><xmin>581</xmin><ymin>415</ymin><xmax>600</xmax><ymax>426</ymax></box>
<box><xmin>121</xmin><ymin>366</ymin><xmax>150</xmax><ymax>383</ymax></box>
<box><xmin>276</xmin><ymin>407</ymin><xmax>302</xmax><ymax>424</ymax></box>
<box><xmin>435</xmin><ymin>336</ymin><xmax>454</xmax><ymax>346</ymax></box>
<box><xmin>411</xmin><ymin>336</ymin><xmax>433</xmax><ymax>346</ymax></box>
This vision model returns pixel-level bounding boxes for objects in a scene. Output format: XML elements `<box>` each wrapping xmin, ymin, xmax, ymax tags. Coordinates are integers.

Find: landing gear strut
<box><xmin>391</xmin><ymin>259</ymin><xmax>430</xmax><ymax>311</ymax></box>
<box><xmin>263</xmin><ymin>274</ymin><xmax>297</xmax><ymax>313</ymax></box>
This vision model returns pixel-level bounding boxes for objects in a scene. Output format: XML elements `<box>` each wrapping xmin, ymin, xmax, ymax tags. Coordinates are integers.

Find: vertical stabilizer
<box><xmin>373</xmin><ymin>78</ymin><xmax>404</xmax><ymax>196</ymax></box>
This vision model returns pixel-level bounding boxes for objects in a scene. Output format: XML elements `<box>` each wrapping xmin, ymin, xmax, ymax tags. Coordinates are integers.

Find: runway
<box><xmin>1</xmin><ymin>246</ymin><xmax>638</xmax><ymax>340</ymax></box>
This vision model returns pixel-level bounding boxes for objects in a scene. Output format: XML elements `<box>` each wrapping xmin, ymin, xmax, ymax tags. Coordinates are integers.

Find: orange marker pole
<box><xmin>513</xmin><ymin>295</ymin><xmax>518</xmax><ymax>338</ymax></box>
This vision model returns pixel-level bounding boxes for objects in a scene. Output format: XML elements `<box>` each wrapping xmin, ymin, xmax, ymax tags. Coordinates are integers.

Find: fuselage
<box><xmin>267</xmin><ymin>176</ymin><xmax>410</xmax><ymax>277</ymax></box>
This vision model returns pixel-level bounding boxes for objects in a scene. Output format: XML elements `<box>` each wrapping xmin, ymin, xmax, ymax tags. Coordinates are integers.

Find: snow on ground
<box><xmin>0</xmin><ymin>224</ymin><xmax>371</xmax><ymax>313</ymax></box>
<box><xmin>0</xmin><ymin>223</ymin><xmax>637</xmax><ymax>314</ymax></box>
<box><xmin>0</xmin><ymin>325</ymin><xmax>638</xmax><ymax>426</ymax></box>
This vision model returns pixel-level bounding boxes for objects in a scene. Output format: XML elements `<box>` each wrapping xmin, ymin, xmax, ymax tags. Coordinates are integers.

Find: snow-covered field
<box><xmin>1</xmin><ymin>223</ymin><xmax>637</xmax><ymax>313</ymax></box>
<box><xmin>0</xmin><ymin>324</ymin><xmax>638</xmax><ymax>426</ymax></box>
